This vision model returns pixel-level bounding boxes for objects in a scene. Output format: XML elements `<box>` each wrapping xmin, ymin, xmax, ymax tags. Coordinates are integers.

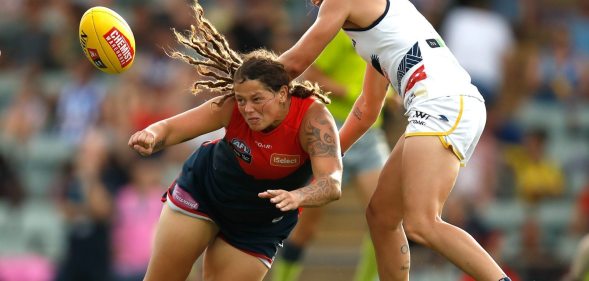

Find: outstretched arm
<box><xmin>278</xmin><ymin>0</ymin><xmax>350</xmax><ymax>79</ymax></box>
<box><xmin>339</xmin><ymin>65</ymin><xmax>389</xmax><ymax>153</ymax></box>
<box><xmin>128</xmin><ymin>96</ymin><xmax>233</xmax><ymax>156</ymax></box>
<box><xmin>259</xmin><ymin>102</ymin><xmax>343</xmax><ymax>211</ymax></box>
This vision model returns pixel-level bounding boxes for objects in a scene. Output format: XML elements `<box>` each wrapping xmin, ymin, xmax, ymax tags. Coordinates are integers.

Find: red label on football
<box><xmin>103</xmin><ymin>27</ymin><xmax>134</xmax><ymax>67</ymax></box>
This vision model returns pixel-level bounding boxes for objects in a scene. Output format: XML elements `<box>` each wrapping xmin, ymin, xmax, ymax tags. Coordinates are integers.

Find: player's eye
<box><xmin>236</xmin><ymin>98</ymin><xmax>246</xmax><ymax>106</ymax></box>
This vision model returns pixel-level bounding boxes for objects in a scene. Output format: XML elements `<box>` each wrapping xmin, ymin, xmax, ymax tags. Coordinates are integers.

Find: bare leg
<box><xmin>401</xmin><ymin>136</ymin><xmax>505</xmax><ymax>281</ymax></box>
<box><xmin>366</xmin><ymin>135</ymin><xmax>410</xmax><ymax>281</ymax></box>
<box><xmin>203</xmin><ymin>238</ymin><xmax>268</xmax><ymax>281</ymax></box>
<box><xmin>144</xmin><ymin>204</ymin><xmax>219</xmax><ymax>281</ymax></box>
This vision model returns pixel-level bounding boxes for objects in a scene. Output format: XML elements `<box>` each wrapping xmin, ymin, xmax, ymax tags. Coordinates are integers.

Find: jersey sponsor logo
<box><xmin>426</xmin><ymin>38</ymin><xmax>442</xmax><ymax>48</ymax></box>
<box><xmin>409</xmin><ymin>110</ymin><xmax>430</xmax><ymax>126</ymax></box>
<box><xmin>270</xmin><ymin>153</ymin><xmax>300</xmax><ymax>167</ymax></box>
<box><xmin>397</xmin><ymin>42</ymin><xmax>423</xmax><ymax>94</ymax></box>
<box><xmin>413</xmin><ymin>111</ymin><xmax>431</xmax><ymax>120</ymax></box>
<box><xmin>255</xmin><ymin>141</ymin><xmax>272</xmax><ymax>149</ymax></box>
<box><xmin>231</xmin><ymin>138</ymin><xmax>252</xmax><ymax>163</ymax></box>
<box><xmin>103</xmin><ymin>27</ymin><xmax>134</xmax><ymax>67</ymax></box>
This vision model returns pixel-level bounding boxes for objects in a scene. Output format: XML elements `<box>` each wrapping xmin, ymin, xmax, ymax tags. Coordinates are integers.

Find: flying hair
<box><xmin>169</xmin><ymin>1</ymin><xmax>330</xmax><ymax>105</ymax></box>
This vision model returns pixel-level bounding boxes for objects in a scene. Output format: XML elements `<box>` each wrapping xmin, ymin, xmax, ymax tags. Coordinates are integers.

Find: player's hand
<box><xmin>258</xmin><ymin>189</ymin><xmax>302</xmax><ymax>212</ymax></box>
<box><xmin>128</xmin><ymin>129</ymin><xmax>161</xmax><ymax>156</ymax></box>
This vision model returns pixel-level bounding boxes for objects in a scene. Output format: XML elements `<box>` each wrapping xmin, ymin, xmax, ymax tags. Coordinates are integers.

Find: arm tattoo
<box><xmin>352</xmin><ymin>106</ymin><xmax>362</xmax><ymax>120</ymax></box>
<box><xmin>293</xmin><ymin>176</ymin><xmax>341</xmax><ymax>206</ymax></box>
<box><xmin>303</xmin><ymin>115</ymin><xmax>338</xmax><ymax>157</ymax></box>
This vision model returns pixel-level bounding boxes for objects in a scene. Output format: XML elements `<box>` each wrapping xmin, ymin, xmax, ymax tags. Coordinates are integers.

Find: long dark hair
<box><xmin>170</xmin><ymin>2</ymin><xmax>330</xmax><ymax>105</ymax></box>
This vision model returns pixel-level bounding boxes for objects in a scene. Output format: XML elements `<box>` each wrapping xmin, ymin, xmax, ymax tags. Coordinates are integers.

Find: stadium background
<box><xmin>0</xmin><ymin>0</ymin><xmax>588</xmax><ymax>280</ymax></box>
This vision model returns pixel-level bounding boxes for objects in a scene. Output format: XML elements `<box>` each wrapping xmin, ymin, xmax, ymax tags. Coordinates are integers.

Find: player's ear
<box><xmin>279</xmin><ymin>85</ymin><xmax>289</xmax><ymax>102</ymax></box>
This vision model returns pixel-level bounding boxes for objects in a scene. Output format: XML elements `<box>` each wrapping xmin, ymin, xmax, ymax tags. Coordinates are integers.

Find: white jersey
<box><xmin>344</xmin><ymin>0</ymin><xmax>482</xmax><ymax>109</ymax></box>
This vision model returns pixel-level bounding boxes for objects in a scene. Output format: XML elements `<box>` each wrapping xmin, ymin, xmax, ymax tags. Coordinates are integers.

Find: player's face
<box><xmin>234</xmin><ymin>79</ymin><xmax>288</xmax><ymax>132</ymax></box>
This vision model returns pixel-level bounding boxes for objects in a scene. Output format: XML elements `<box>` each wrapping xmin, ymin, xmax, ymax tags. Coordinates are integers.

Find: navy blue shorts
<box><xmin>162</xmin><ymin>140</ymin><xmax>311</xmax><ymax>267</ymax></box>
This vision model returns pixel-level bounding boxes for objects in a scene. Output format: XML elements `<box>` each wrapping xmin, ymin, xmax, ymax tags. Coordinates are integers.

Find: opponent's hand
<box><xmin>128</xmin><ymin>129</ymin><xmax>161</xmax><ymax>156</ymax></box>
<box><xmin>258</xmin><ymin>189</ymin><xmax>302</xmax><ymax>212</ymax></box>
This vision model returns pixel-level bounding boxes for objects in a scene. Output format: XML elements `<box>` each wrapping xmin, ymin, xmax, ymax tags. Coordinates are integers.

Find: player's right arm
<box><xmin>278</xmin><ymin>0</ymin><xmax>351</xmax><ymax>79</ymax></box>
<box><xmin>258</xmin><ymin>102</ymin><xmax>343</xmax><ymax>211</ymax></box>
<box><xmin>128</xmin><ymin>96</ymin><xmax>234</xmax><ymax>156</ymax></box>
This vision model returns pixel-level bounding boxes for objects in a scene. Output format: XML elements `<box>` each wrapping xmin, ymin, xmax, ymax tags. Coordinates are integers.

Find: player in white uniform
<box><xmin>278</xmin><ymin>0</ymin><xmax>510</xmax><ymax>280</ymax></box>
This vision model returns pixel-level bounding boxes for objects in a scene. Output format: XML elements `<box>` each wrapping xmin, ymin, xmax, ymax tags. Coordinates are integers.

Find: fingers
<box><xmin>258</xmin><ymin>191</ymin><xmax>272</xmax><ymax>198</ymax></box>
<box><xmin>258</xmin><ymin>190</ymin><xmax>298</xmax><ymax>212</ymax></box>
<box><xmin>133</xmin><ymin>144</ymin><xmax>152</xmax><ymax>157</ymax></box>
<box><xmin>128</xmin><ymin>130</ymin><xmax>155</xmax><ymax>156</ymax></box>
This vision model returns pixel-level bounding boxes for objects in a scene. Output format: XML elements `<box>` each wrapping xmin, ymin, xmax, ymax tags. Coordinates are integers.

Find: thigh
<box><xmin>203</xmin><ymin>238</ymin><xmax>268</xmax><ymax>281</ymax></box>
<box><xmin>368</xmin><ymin>134</ymin><xmax>404</xmax><ymax>224</ymax></box>
<box><xmin>401</xmin><ymin>136</ymin><xmax>461</xmax><ymax>218</ymax></box>
<box><xmin>144</xmin><ymin>204</ymin><xmax>219</xmax><ymax>281</ymax></box>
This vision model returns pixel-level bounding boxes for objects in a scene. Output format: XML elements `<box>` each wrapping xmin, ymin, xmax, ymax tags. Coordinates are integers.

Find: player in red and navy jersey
<box><xmin>127</xmin><ymin>6</ymin><xmax>342</xmax><ymax>281</ymax></box>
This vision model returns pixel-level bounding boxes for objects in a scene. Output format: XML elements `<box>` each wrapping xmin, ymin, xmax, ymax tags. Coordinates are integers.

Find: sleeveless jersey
<box><xmin>343</xmin><ymin>0</ymin><xmax>482</xmax><ymax>109</ymax></box>
<box><xmin>223</xmin><ymin>96</ymin><xmax>315</xmax><ymax>179</ymax></box>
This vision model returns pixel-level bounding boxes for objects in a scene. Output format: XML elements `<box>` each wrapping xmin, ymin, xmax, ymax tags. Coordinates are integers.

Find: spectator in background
<box><xmin>56</xmin><ymin>59</ymin><xmax>107</xmax><ymax>145</ymax></box>
<box><xmin>571</xmin><ymin>182</ymin><xmax>589</xmax><ymax>235</ymax></box>
<box><xmin>569</xmin><ymin>0</ymin><xmax>589</xmax><ymax>57</ymax></box>
<box><xmin>515</xmin><ymin>216</ymin><xmax>564</xmax><ymax>281</ymax></box>
<box><xmin>441</xmin><ymin>0</ymin><xmax>514</xmax><ymax>105</ymax></box>
<box><xmin>14</xmin><ymin>0</ymin><xmax>55</xmax><ymax>69</ymax></box>
<box><xmin>55</xmin><ymin>128</ymin><xmax>126</xmax><ymax>281</ymax></box>
<box><xmin>1</xmin><ymin>76</ymin><xmax>48</xmax><ymax>144</ymax></box>
<box><xmin>111</xmin><ymin>158</ymin><xmax>164</xmax><ymax>281</ymax></box>
<box><xmin>534</xmin><ymin>22</ymin><xmax>589</xmax><ymax>103</ymax></box>
<box><xmin>226</xmin><ymin>0</ymin><xmax>292</xmax><ymax>53</ymax></box>
<box><xmin>503</xmin><ymin>128</ymin><xmax>565</xmax><ymax>206</ymax></box>
<box><xmin>0</xmin><ymin>154</ymin><xmax>63</xmax><ymax>281</ymax></box>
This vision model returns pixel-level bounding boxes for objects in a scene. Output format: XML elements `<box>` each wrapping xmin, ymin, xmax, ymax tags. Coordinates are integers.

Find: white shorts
<box><xmin>404</xmin><ymin>95</ymin><xmax>486</xmax><ymax>166</ymax></box>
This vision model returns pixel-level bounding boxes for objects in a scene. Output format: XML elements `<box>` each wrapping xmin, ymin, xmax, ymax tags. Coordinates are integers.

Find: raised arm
<box><xmin>278</xmin><ymin>0</ymin><xmax>350</xmax><ymax>79</ymax></box>
<box><xmin>259</xmin><ymin>102</ymin><xmax>343</xmax><ymax>211</ymax></box>
<box><xmin>128</xmin><ymin>96</ymin><xmax>234</xmax><ymax>156</ymax></box>
<box><xmin>339</xmin><ymin>65</ymin><xmax>390</xmax><ymax>153</ymax></box>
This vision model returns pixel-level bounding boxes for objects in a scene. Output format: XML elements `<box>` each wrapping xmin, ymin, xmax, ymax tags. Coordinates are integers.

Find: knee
<box><xmin>403</xmin><ymin>215</ymin><xmax>441</xmax><ymax>245</ymax></box>
<box><xmin>365</xmin><ymin>201</ymin><xmax>402</xmax><ymax>231</ymax></box>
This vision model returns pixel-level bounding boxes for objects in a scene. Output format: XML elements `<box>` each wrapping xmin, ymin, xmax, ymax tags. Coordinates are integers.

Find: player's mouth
<box><xmin>247</xmin><ymin>117</ymin><xmax>261</xmax><ymax>125</ymax></box>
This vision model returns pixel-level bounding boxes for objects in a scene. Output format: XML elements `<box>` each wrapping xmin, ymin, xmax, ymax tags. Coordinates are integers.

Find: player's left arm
<box><xmin>258</xmin><ymin>102</ymin><xmax>343</xmax><ymax>211</ymax></box>
<box><xmin>339</xmin><ymin>65</ymin><xmax>389</xmax><ymax>153</ymax></box>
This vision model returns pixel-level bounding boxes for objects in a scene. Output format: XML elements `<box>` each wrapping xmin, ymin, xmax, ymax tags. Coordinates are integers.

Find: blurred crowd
<box><xmin>0</xmin><ymin>0</ymin><xmax>588</xmax><ymax>280</ymax></box>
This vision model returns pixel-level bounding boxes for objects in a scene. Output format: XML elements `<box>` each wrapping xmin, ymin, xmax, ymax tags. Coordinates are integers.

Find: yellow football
<box><xmin>79</xmin><ymin>6</ymin><xmax>135</xmax><ymax>74</ymax></box>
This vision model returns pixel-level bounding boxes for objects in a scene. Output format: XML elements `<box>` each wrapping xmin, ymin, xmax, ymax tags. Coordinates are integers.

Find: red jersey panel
<box><xmin>224</xmin><ymin>96</ymin><xmax>315</xmax><ymax>180</ymax></box>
